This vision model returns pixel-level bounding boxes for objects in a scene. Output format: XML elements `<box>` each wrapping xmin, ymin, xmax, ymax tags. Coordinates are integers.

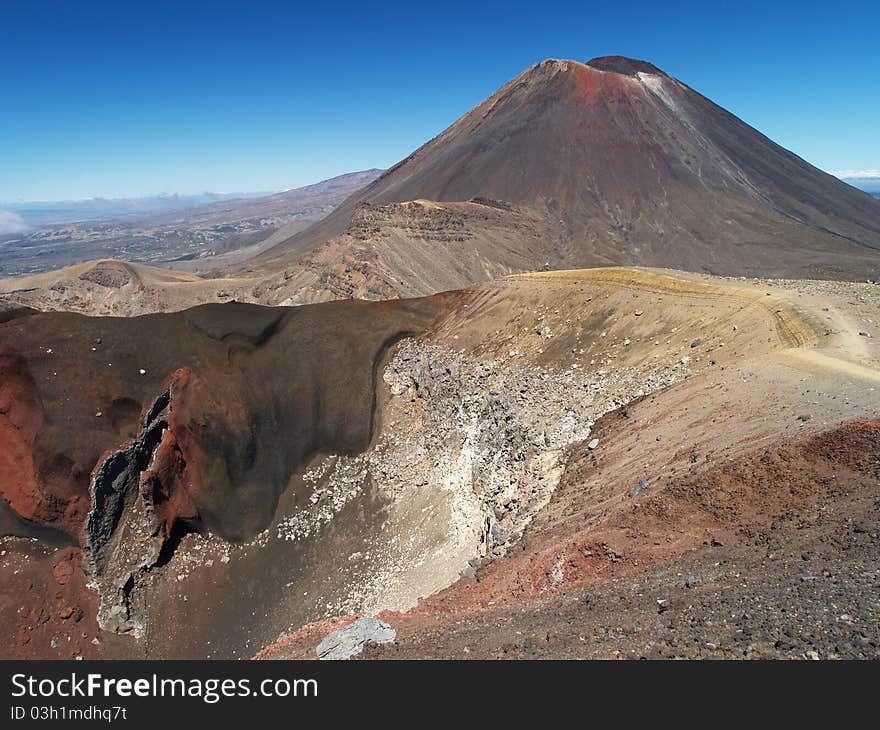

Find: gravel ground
<box><xmin>365</xmin><ymin>483</ymin><xmax>880</xmax><ymax>659</ymax></box>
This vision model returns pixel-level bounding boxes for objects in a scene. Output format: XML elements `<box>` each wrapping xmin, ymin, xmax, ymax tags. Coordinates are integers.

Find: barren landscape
<box><xmin>2</xmin><ymin>267</ymin><xmax>879</xmax><ymax>659</ymax></box>
<box><xmin>1</xmin><ymin>54</ymin><xmax>879</xmax><ymax>661</ymax></box>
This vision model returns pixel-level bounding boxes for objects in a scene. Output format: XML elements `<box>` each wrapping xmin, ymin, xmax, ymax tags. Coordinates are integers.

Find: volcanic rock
<box><xmin>316</xmin><ymin>617</ymin><xmax>396</xmax><ymax>660</ymax></box>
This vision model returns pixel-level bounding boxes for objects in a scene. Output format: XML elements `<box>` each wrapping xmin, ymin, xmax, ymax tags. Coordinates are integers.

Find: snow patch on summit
<box><xmin>637</xmin><ymin>72</ymin><xmax>679</xmax><ymax>112</ymax></box>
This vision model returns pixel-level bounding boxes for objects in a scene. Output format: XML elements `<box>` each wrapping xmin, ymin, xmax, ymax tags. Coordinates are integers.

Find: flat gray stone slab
<box><xmin>316</xmin><ymin>617</ymin><xmax>396</xmax><ymax>660</ymax></box>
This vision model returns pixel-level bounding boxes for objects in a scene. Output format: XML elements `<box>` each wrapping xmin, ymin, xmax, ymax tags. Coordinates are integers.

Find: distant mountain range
<box><xmin>2</xmin><ymin>191</ymin><xmax>278</xmax><ymax>229</ymax></box>
<box><xmin>0</xmin><ymin>170</ymin><xmax>382</xmax><ymax>276</ymax></box>
<box><xmin>834</xmin><ymin>172</ymin><xmax>880</xmax><ymax>195</ymax></box>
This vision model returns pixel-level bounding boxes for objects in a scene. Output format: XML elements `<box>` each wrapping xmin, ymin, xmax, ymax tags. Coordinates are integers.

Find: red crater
<box><xmin>0</xmin><ymin>346</ymin><xmax>48</xmax><ymax>527</ymax></box>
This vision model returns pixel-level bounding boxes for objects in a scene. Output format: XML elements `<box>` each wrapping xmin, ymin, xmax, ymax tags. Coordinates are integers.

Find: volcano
<box><xmin>246</xmin><ymin>55</ymin><xmax>880</xmax><ymax>290</ymax></box>
<box><xmin>5</xmin><ymin>55</ymin><xmax>880</xmax><ymax>316</ymax></box>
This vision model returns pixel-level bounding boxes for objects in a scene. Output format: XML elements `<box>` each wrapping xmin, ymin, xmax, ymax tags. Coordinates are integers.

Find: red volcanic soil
<box><xmin>252</xmin><ymin>614</ymin><xmax>362</xmax><ymax>661</ymax></box>
<box><xmin>356</xmin><ymin>419</ymin><xmax>880</xmax><ymax>660</ymax></box>
<box><xmin>403</xmin><ymin>419</ymin><xmax>880</xmax><ymax>610</ymax></box>
<box><xmin>0</xmin><ymin>346</ymin><xmax>45</xmax><ymax>524</ymax></box>
<box><xmin>0</xmin><ymin>545</ymin><xmax>102</xmax><ymax>660</ymax></box>
<box><xmin>259</xmin><ymin>415</ymin><xmax>880</xmax><ymax>660</ymax></box>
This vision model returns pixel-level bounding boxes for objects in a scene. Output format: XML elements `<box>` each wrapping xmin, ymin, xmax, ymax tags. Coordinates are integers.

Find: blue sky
<box><xmin>1</xmin><ymin>0</ymin><xmax>878</xmax><ymax>202</ymax></box>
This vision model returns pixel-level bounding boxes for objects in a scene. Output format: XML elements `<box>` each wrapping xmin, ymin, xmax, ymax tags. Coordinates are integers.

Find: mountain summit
<box><xmin>249</xmin><ymin>55</ymin><xmax>880</xmax><ymax>286</ymax></box>
<box><xmin>585</xmin><ymin>55</ymin><xmax>667</xmax><ymax>75</ymax></box>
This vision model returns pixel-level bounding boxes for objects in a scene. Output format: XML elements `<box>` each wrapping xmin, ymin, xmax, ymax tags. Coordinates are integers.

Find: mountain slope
<box><xmin>247</xmin><ymin>56</ymin><xmax>880</xmax><ymax>283</ymax></box>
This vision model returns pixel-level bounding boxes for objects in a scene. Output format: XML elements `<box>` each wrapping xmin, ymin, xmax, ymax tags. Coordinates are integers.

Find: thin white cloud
<box><xmin>831</xmin><ymin>169</ymin><xmax>880</xmax><ymax>179</ymax></box>
<box><xmin>0</xmin><ymin>210</ymin><xmax>29</xmax><ymax>235</ymax></box>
